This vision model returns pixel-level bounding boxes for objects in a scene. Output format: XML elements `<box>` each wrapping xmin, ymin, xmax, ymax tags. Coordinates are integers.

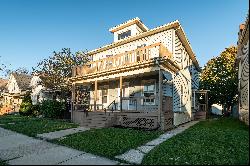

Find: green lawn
<box><xmin>0</xmin><ymin>160</ymin><xmax>6</xmax><ymax>165</ymax></box>
<box><xmin>142</xmin><ymin>117</ymin><xmax>249</xmax><ymax>165</ymax></box>
<box><xmin>53</xmin><ymin>127</ymin><xmax>163</xmax><ymax>159</ymax></box>
<box><xmin>0</xmin><ymin>115</ymin><xmax>78</xmax><ymax>137</ymax></box>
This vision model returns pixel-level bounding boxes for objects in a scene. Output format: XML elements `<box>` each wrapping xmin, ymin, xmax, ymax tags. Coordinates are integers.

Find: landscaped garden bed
<box><xmin>142</xmin><ymin>117</ymin><xmax>249</xmax><ymax>165</ymax></box>
<box><xmin>53</xmin><ymin>127</ymin><xmax>163</xmax><ymax>159</ymax></box>
<box><xmin>0</xmin><ymin>115</ymin><xmax>78</xmax><ymax>137</ymax></box>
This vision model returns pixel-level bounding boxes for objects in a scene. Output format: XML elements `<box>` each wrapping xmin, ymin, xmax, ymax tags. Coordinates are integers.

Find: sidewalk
<box><xmin>0</xmin><ymin>127</ymin><xmax>118</xmax><ymax>165</ymax></box>
<box><xmin>37</xmin><ymin>127</ymin><xmax>90</xmax><ymax>140</ymax></box>
<box><xmin>115</xmin><ymin>121</ymin><xmax>199</xmax><ymax>164</ymax></box>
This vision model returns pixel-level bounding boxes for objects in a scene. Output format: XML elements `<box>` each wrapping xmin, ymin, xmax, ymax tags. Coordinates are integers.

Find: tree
<box><xmin>19</xmin><ymin>93</ymin><xmax>33</xmax><ymax>116</ymax></box>
<box><xmin>0</xmin><ymin>57</ymin><xmax>29</xmax><ymax>77</ymax></box>
<box><xmin>0</xmin><ymin>56</ymin><xmax>10</xmax><ymax>78</ymax></box>
<box><xmin>32</xmin><ymin>48</ymin><xmax>89</xmax><ymax>99</ymax></box>
<box><xmin>14</xmin><ymin>67</ymin><xmax>30</xmax><ymax>75</ymax></box>
<box><xmin>200</xmin><ymin>46</ymin><xmax>238</xmax><ymax>114</ymax></box>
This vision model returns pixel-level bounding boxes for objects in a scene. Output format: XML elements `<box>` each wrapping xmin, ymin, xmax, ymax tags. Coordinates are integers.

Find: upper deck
<box><xmin>71</xmin><ymin>43</ymin><xmax>181</xmax><ymax>81</ymax></box>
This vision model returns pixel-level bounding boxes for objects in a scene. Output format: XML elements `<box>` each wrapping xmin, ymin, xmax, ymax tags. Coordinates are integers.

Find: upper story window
<box><xmin>137</xmin><ymin>44</ymin><xmax>146</xmax><ymax>48</ymax></box>
<box><xmin>106</xmin><ymin>54</ymin><xmax>113</xmax><ymax>57</ymax></box>
<box><xmin>118</xmin><ymin>30</ymin><xmax>131</xmax><ymax>40</ymax></box>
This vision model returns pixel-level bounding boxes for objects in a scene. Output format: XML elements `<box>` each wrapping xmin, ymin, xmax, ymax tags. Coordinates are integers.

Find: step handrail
<box><xmin>106</xmin><ymin>100</ymin><xmax>117</xmax><ymax>113</ymax></box>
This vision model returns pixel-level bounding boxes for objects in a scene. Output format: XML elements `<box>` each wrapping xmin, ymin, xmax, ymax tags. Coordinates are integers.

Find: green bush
<box><xmin>19</xmin><ymin>94</ymin><xmax>33</xmax><ymax>116</ymax></box>
<box><xmin>32</xmin><ymin>104</ymin><xmax>41</xmax><ymax>116</ymax></box>
<box><xmin>40</xmin><ymin>100</ymin><xmax>66</xmax><ymax>118</ymax></box>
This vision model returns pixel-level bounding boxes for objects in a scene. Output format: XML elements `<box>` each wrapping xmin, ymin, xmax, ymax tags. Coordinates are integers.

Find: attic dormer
<box><xmin>109</xmin><ymin>17</ymin><xmax>149</xmax><ymax>42</ymax></box>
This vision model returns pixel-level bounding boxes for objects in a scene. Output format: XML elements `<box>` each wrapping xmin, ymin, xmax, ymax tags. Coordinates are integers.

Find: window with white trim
<box><xmin>118</xmin><ymin>30</ymin><xmax>131</xmax><ymax>40</ymax></box>
<box><xmin>142</xmin><ymin>80</ymin><xmax>156</xmax><ymax>105</ymax></box>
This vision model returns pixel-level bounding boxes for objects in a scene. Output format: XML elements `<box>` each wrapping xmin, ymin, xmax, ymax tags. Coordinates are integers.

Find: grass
<box><xmin>142</xmin><ymin>117</ymin><xmax>249</xmax><ymax>165</ymax></box>
<box><xmin>0</xmin><ymin>160</ymin><xmax>7</xmax><ymax>165</ymax></box>
<box><xmin>0</xmin><ymin>114</ymin><xmax>79</xmax><ymax>137</ymax></box>
<box><xmin>53</xmin><ymin>127</ymin><xmax>163</xmax><ymax>159</ymax></box>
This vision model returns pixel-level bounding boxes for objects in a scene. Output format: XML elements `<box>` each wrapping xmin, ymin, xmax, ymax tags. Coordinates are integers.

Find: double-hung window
<box><xmin>118</xmin><ymin>30</ymin><xmax>131</xmax><ymax>40</ymax></box>
<box><xmin>142</xmin><ymin>80</ymin><xmax>155</xmax><ymax>105</ymax></box>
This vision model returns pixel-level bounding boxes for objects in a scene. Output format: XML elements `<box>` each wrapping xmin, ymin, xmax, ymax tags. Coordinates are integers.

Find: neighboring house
<box><xmin>2</xmin><ymin>73</ymin><xmax>32</xmax><ymax>112</ymax></box>
<box><xmin>0</xmin><ymin>78</ymin><xmax>8</xmax><ymax>92</ymax></box>
<box><xmin>30</xmin><ymin>74</ymin><xmax>64</xmax><ymax>105</ymax></box>
<box><xmin>236</xmin><ymin>13</ymin><xmax>249</xmax><ymax>125</ymax></box>
<box><xmin>0</xmin><ymin>78</ymin><xmax>8</xmax><ymax>106</ymax></box>
<box><xmin>30</xmin><ymin>75</ymin><xmax>46</xmax><ymax>105</ymax></box>
<box><xmin>70</xmin><ymin>18</ymin><xmax>201</xmax><ymax>130</ymax></box>
<box><xmin>211</xmin><ymin>104</ymin><xmax>223</xmax><ymax>115</ymax></box>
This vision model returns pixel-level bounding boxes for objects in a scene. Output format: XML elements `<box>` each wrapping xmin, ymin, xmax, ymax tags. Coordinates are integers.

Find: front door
<box><xmin>118</xmin><ymin>82</ymin><xmax>129</xmax><ymax>110</ymax></box>
<box><xmin>100</xmin><ymin>85</ymin><xmax>108</xmax><ymax>109</ymax></box>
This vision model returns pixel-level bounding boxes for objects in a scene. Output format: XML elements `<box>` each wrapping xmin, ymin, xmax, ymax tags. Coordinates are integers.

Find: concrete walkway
<box><xmin>37</xmin><ymin>127</ymin><xmax>90</xmax><ymax>140</ymax></box>
<box><xmin>115</xmin><ymin>121</ymin><xmax>199</xmax><ymax>164</ymax></box>
<box><xmin>0</xmin><ymin>127</ymin><xmax>118</xmax><ymax>165</ymax></box>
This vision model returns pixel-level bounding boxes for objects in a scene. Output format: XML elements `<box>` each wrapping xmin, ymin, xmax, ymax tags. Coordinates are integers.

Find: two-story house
<box><xmin>70</xmin><ymin>18</ymin><xmax>201</xmax><ymax>130</ymax></box>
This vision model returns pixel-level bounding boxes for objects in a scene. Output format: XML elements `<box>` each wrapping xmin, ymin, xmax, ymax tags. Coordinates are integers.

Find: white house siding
<box><xmin>30</xmin><ymin>76</ymin><xmax>46</xmax><ymax>105</ymax></box>
<box><xmin>191</xmin><ymin>65</ymin><xmax>200</xmax><ymax>90</ymax></box>
<box><xmin>92</xmin><ymin>29</ymin><xmax>174</xmax><ymax>61</ymax></box>
<box><xmin>172</xmin><ymin>33</ymin><xmax>194</xmax><ymax>126</ymax></box>
<box><xmin>174</xmin><ymin>32</ymin><xmax>199</xmax><ymax>94</ymax></box>
<box><xmin>4</xmin><ymin>75</ymin><xmax>20</xmax><ymax>109</ymax></box>
<box><xmin>7</xmin><ymin>75</ymin><xmax>20</xmax><ymax>94</ymax></box>
<box><xmin>238</xmin><ymin>40</ymin><xmax>249</xmax><ymax>125</ymax></box>
<box><xmin>173</xmin><ymin>69</ymin><xmax>192</xmax><ymax>126</ymax></box>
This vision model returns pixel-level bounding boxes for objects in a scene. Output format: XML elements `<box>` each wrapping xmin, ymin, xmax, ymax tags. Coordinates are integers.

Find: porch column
<box><xmin>120</xmin><ymin>76</ymin><xmax>123</xmax><ymax>112</ymax></box>
<box><xmin>158</xmin><ymin>69</ymin><xmax>164</xmax><ymax>130</ymax></box>
<box><xmin>193</xmin><ymin>90</ymin><xmax>196</xmax><ymax>110</ymax></box>
<box><xmin>205</xmin><ymin>92</ymin><xmax>209</xmax><ymax>117</ymax></box>
<box><xmin>71</xmin><ymin>83</ymin><xmax>76</xmax><ymax>121</ymax></box>
<box><xmin>94</xmin><ymin>80</ymin><xmax>97</xmax><ymax>112</ymax></box>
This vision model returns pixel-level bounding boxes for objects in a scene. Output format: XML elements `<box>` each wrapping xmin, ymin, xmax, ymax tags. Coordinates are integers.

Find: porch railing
<box><xmin>107</xmin><ymin>100</ymin><xmax>117</xmax><ymax>112</ymax></box>
<box><xmin>72</xmin><ymin>43</ymin><xmax>172</xmax><ymax>77</ymax></box>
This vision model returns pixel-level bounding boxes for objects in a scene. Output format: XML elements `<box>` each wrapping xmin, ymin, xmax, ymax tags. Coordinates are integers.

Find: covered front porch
<box><xmin>71</xmin><ymin>70</ymin><xmax>174</xmax><ymax>130</ymax></box>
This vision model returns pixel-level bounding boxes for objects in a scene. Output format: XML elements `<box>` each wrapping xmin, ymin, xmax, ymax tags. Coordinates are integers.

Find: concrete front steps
<box><xmin>194</xmin><ymin>111</ymin><xmax>206</xmax><ymax>120</ymax></box>
<box><xmin>80</xmin><ymin>112</ymin><xmax>117</xmax><ymax>129</ymax></box>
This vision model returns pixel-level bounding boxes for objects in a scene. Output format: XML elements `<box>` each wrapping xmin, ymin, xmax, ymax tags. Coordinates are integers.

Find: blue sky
<box><xmin>0</xmin><ymin>0</ymin><xmax>249</xmax><ymax>76</ymax></box>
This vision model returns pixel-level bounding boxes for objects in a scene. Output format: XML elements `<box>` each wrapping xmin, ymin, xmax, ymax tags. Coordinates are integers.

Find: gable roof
<box><xmin>0</xmin><ymin>78</ymin><xmax>8</xmax><ymax>91</ymax></box>
<box><xmin>109</xmin><ymin>17</ymin><xmax>149</xmax><ymax>33</ymax></box>
<box><xmin>88</xmin><ymin>19</ymin><xmax>201</xmax><ymax>71</ymax></box>
<box><xmin>11</xmin><ymin>73</ymin><xmax>32</xmax><ymax>90</ymax></box>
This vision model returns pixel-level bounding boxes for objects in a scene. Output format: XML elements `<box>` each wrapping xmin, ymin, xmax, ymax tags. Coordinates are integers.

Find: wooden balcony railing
<box><xmin>72</xmin><ymin>43</ymin><xmax>172</xmax><ymax>77</ymax></box>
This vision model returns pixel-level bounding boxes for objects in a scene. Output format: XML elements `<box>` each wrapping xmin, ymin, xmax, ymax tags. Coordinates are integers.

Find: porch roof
<box><xmin>69</xmin><ymin>57</ymin><xmax>180</xmax><ymax>84</ymax></box>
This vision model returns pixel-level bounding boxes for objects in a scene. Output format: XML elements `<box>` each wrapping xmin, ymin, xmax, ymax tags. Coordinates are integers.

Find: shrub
<box><xmin>40</xmin><ymin>100</ymin><xmax>66</xmax><ymax>118</ymax></box>
<box><xmin>32</xmin><ymin>104</ymin><xmax>41</xmax><ymax>116</ymax></box>
<box><xmin>19</xmin><ymin>94</ymin><xmax>33</xmax><ymax>116</ymax></box>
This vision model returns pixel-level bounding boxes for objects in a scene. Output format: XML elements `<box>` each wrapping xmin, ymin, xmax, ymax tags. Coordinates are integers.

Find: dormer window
<box><xmin>118</xmin><ymin>30</ymin><xmax>131</xmax><ymax>40</ymax></box>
